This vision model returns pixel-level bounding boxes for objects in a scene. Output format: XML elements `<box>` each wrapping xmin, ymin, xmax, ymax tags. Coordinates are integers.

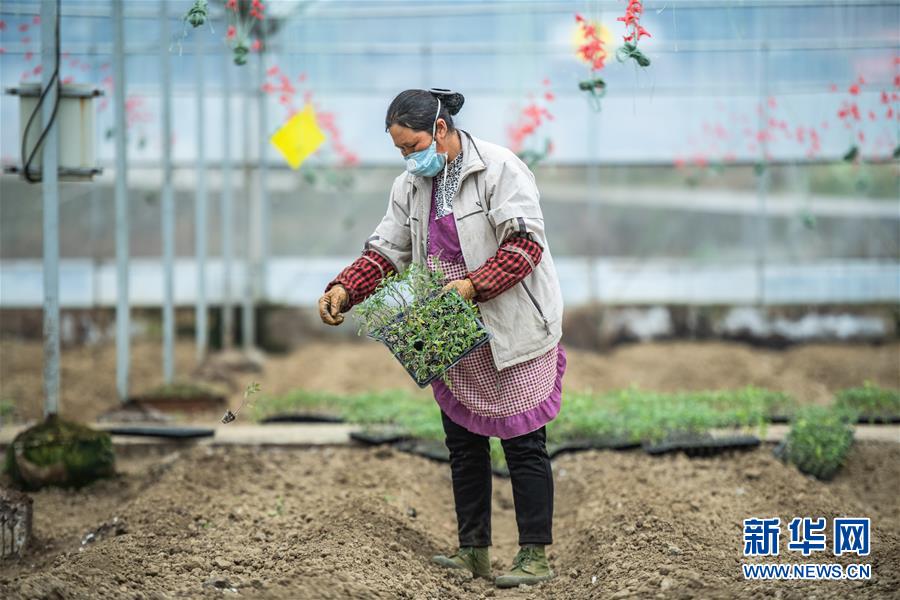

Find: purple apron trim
<box><xmin>430</xmin><ymin>344</ymin><xmax>567</xmax><ymax>439</ymax></box>
<box><xmin>427</xmin><ymin>177</ymin><xmax>464</xmax><ymax>263</ymax></box>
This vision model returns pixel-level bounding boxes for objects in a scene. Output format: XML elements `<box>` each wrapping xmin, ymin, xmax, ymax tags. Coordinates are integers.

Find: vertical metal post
<box><xmin>755</xmin><ymin>43</ymin><xmax>770</xmax><ymax>306</ymax></box>
<box><xmin>195</xmin><ymin>31</ymin><xmax>208</xmax><ymax>363</ymax></box>
<box><xmin>256</xmin><ymin>48</ymin><xmax>269</xmax><ymax>315</ymax></box>
<box><xmin>40</xmin><ymin>0</ymin><xmax>60</xmax><ymax>417</ymax></box>
<box><xmin>112</xmin><ymin>0</ymin><xmax>130</xmax><ymax>403</ymax></box>
<box><xmin>222</xmin><ymin>52</ymin><xmax>234</xmax><ymax>349</ymax></box>
<box><xmin>160</xmin><ymin>0</ymin><xmax>175</xmax><ymax>382</ymax></box>
<box><xmin>242</xmin><ymin>66</ymin><xmax>255</xmax><ymax>350</ymax></box>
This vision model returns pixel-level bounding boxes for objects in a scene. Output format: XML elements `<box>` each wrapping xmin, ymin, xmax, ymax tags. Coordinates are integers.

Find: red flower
<box><xmin>226</xmin><ymin>25</ymin><xmax>236</xmax><ymax>40</ymax></box>
<box><xmin>0</xmin><ymin>20</ymin><xmax>6</xmax><ymax>31</ymax></box>
<box><xmin>226</xmin><ymin>0</ymin><xmax>237</xmax><ymax>10</ymax></box>
<box><xmin>18</xmin><ymin>23</ymin><xmax>28</xmax><ymax>33</ymax></box>
<box><xmin>32</xmin><ymin>15</ymin><xmax>40</xmax><ymax>25</ymax></box>
<box><xmin>848</xmin><ymin>83</ymin><xmax>859</xmax><ymax>95</ymax></box>
<box><xmin>575</xmin><ymin>14</ymin><xmax>606</xmax><ymax>72</ymax></box>
<box><xmin>618</xmin><ymin>0</ymin><xmax>650</xmax><ymax>45</ymax></box>
<box><xmin>251</xmin><ymin>38</ymin><xmax>262</xmax><ymax>51</ymax></box>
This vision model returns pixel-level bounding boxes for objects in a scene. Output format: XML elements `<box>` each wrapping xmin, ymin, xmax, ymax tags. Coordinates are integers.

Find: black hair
<box><xmin>384</xmin><ymin>88</ymin><xmax>465</xmax><ymax>133</ymax></box>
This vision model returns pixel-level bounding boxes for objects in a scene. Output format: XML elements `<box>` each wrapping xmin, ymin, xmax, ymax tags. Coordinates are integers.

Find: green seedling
<box><xmin>222</xmin><ymin>381</ymin><xmax>262</xmax><ymax>424</ymax></box>
<box><xmin>781</xmin><ymin>405</ymin><xmax>856</xmax><ymax>481</ymax></box>
<box><xmin>835</xmin><ymin>381</ymin><xmax>900</xmax><ymax>423</ymax></box>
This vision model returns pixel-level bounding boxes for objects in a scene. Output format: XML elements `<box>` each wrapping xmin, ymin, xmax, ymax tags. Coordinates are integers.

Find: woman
<box><xmin>317</xmin><ymin>88</ymin><xmax>565</xmax><ymax>588</ymax></box>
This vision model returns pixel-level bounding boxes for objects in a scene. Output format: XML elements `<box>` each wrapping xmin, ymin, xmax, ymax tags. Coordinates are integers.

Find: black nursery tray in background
<box><xmin>260</xmin><ymin>413</ymin><xmax>345</xmax><ymax>424</ymax></box>
<box><xmin>643</xmin><ymin>435</ymin><xmax>760</xmax><ymax>457</ymax></box>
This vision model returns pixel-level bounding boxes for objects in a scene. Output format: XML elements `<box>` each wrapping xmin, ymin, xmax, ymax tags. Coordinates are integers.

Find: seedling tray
<box><xmin>99</xmin><ymin>426</ymin><xmax>214</xmax><ymax>439</ymax></box>
<box><xmin>261</xmin><ymin>413</ymin><xmax>345</xmax><ymax>424</ymax></box>
<box><xmin>350</xmin><ymin>426</ymin><xmax>412</xmax><ymax>446</ymax></box>
<box><xmin>643</xmin><ymin>434</ymin><xmax>760</xmax><ymax>457</ymax></box>
<box><xmin>368</xmin><ymin>291</ymin><xmax>492</xmax><ymax>388</ymax></box>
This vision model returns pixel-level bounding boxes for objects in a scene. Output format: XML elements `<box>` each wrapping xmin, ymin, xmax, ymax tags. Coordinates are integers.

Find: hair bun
<box><xmin>428</xmin><ymin>88</ymin><xmax>465</xmax><ymax>116</ymax></box>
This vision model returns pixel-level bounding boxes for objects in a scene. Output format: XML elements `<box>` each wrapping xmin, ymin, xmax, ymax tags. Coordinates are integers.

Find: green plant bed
<box><xmin>546</xmin><ymin>386</ymin><xmax>784</xmax><ymax>445</ymax></box>
<box><xmin>777</xmin><ymin>405</ymin><xmax>856</xmax><ymax>481</ymax></box>
<box><xmin>5</xmin><ymin>415</ymin><xmax>115</xmax><ymax>491</ymax></box>
<box><xmin>131</xmin><ymin>380</ymin><xmax>226</xmax><ymax>414</ymax></box>
<box><xmin>355</xmin><ymin>264</ymin><xmax>490</xmax><ymax>387</ymax></box>
<box><xmin>836</xmin><ymin>382</ymin><xmax>900</xmax><ymax>423</ymax></box>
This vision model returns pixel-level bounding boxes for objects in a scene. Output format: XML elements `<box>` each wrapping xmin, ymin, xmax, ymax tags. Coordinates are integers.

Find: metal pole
<box><xmin>755</xmin><ymin>42</ymin><xmax>770</xmax><ymax>307</ymax></box>
<box><xmin>257</xmin><ymin>48</ymin><xmax>269</xmax><ymax>317</ymax></box>
<box><xmin>222</xmin><ymin>52</ymin><xmax>234</xmax><ymax>350</ymax></box>
<box><xmin>112</xmin><ymin>0</ymin><xmax>130</xmax><ymax>403</ymax></box>
<box><xmin>242</xmin><ymin>66</ymin><xmax>255</xmax><ymax>350</ymax></box>
<box><xmin>160</xmin><ymin>0</ymin><xmax>175</xmax><ymax>382</ymax></box>
<box><xmin>195</xmin><ymin>32</ymin><xmax>208</xmax><ymax>363</ymax></box>
<box><xmin>40</xmin><ymin>0</ymin><xmax>60</xmax><ymax>417</ymax></box>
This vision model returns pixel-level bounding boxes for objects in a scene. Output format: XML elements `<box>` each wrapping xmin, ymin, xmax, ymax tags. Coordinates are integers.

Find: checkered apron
<box><xmin>426</xmin><ymin>254</ymin><xmax>559</xmax><ymax>419</ymax></box>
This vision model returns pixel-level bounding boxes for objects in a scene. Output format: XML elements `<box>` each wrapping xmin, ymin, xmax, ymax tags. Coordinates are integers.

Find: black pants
<box><xmin>440</xmin><ymin>410</ymin><xmax>553</xmax><ymax>547</ymax></box>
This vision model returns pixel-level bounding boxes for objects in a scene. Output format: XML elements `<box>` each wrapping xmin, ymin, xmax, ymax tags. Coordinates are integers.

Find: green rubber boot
<box><xmin>494</xmin><ymin>544</ymin><xmax>554</xmax><ymax>588</ymax></box>
<box><xmin>432</xmin><ymin>546</ymin><xmax>492</xmax><ymax>579</ymax></box>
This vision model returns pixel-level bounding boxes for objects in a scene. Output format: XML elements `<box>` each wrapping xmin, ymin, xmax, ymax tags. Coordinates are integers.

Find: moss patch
<box><xmin>5</xmin><ymin>415</ymin><xmax>115</xmax><ymax>491</ymax></box>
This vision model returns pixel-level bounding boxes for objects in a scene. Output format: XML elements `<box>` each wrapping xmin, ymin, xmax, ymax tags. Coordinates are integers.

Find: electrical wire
<box><xmin>20</xmin><ymin>0</ymin><xmax>62</xmax><ymax>183</ymax></box>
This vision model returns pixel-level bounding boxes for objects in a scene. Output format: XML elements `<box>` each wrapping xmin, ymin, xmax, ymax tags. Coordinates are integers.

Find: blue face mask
<box><xmin>405</xmin><ymin>99</ymin><xmax>447</xmax><ymax>177</ymax></box>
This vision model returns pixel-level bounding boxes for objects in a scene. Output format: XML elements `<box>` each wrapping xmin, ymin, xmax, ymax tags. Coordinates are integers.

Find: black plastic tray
<box><xmin>350</xmin><ymin>427</ymin><xmax>412</xmax><ymax>446</ymax></box>
<box><xmin>261</xmin><ymin>413</ymin><xmax>345</xmax><ymax>424</ymax></box>
<box><xmin>368</xmin><ymin>291</ymin><xmax>492</xmax><ymax>388</ymax></box>
<box><xmin>643</xmin><ymin>435</ymin><xmax>760</xmax><ymax>457</ymax></box>
<box><xmin>99</xmin><ymin>426</ymin><xmax>214</xmax><ymax>439</ymax></box>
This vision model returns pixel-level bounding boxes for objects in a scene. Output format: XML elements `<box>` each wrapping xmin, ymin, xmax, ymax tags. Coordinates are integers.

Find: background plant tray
<box><xmin>767</xmin><ymin>414</ymin><xmax>900</xmax><ymax>425</ymax></box>
<box><xmin>129</xmin><ymin>394</ymin><xmax>226</xmax><ymax>414</ymax></box>
<box><xmin>260</xmin><ymin>413</ymin><xmax>345</xmax><ymax>424</ymax></box>
<box><xmin>643</xmin><ymin>435</ymin><xmax>760</xmax><ymax>457</ymax></box>
<box><xmin>349</xmin><ymin>426</ymin><xmax>412</xmax><ymax>446</ymax></box>
<box><xmin>98</xmin><ymin>426</ymin><xmax>214</xmax><ymax>439</ymax></box>
<box><xmin>547</xmin><ymin>437</ymin><xmax>642</xmax><ymax>458</ymax></box>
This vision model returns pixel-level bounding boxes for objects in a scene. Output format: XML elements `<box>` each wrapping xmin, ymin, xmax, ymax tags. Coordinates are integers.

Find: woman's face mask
<box><xmin>405</xmin><ymin>99</ymin><xmax>447</xmax><ymax>177</ymax></box>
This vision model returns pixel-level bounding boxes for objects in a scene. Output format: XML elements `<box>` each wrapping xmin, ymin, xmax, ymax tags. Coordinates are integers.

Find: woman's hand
<box><xmin>441</xmin><ymin>278</ymin><xmax>476</xmax><ymax>302</ymax></box>
<box><xmin>318</xmin><ymin>285</ymin><xmax>349</xmax><ymax>325</ymax></box>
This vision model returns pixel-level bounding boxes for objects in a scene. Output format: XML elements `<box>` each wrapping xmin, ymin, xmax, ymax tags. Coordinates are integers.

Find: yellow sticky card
<box><xmin>270</xmin><ymin>104</ymin><xmax>326</xmax><ymax>169</ymax></box>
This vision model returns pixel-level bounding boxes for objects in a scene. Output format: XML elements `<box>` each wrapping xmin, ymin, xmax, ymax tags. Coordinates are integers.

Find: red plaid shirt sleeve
<box><xmin>466</xmin><ymin>234</ymin><xmax>543</xmax><ymax>302</ymax></box>
<box><xmin>324</xmin><ymin>250</ymin><xmax>396</xmax><ymax>309</ymax></box>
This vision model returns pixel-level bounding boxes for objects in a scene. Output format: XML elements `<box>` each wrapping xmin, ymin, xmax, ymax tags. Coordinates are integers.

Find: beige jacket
<box><xmin>364</xmin><ymin>130</ymin><xmax>564</xmax><ymax>371</ymax></box>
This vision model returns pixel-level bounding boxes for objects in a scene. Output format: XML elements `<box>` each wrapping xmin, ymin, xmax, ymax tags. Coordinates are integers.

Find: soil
<box><xmin>2</xmin><ymin>339</ymin><xmax>898</xmax><ymax>423</ymax></box>
<box><xmin>1</xmin><ymin>441</ymin><xmax>897</xmax><ymax>599</ymax></box>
